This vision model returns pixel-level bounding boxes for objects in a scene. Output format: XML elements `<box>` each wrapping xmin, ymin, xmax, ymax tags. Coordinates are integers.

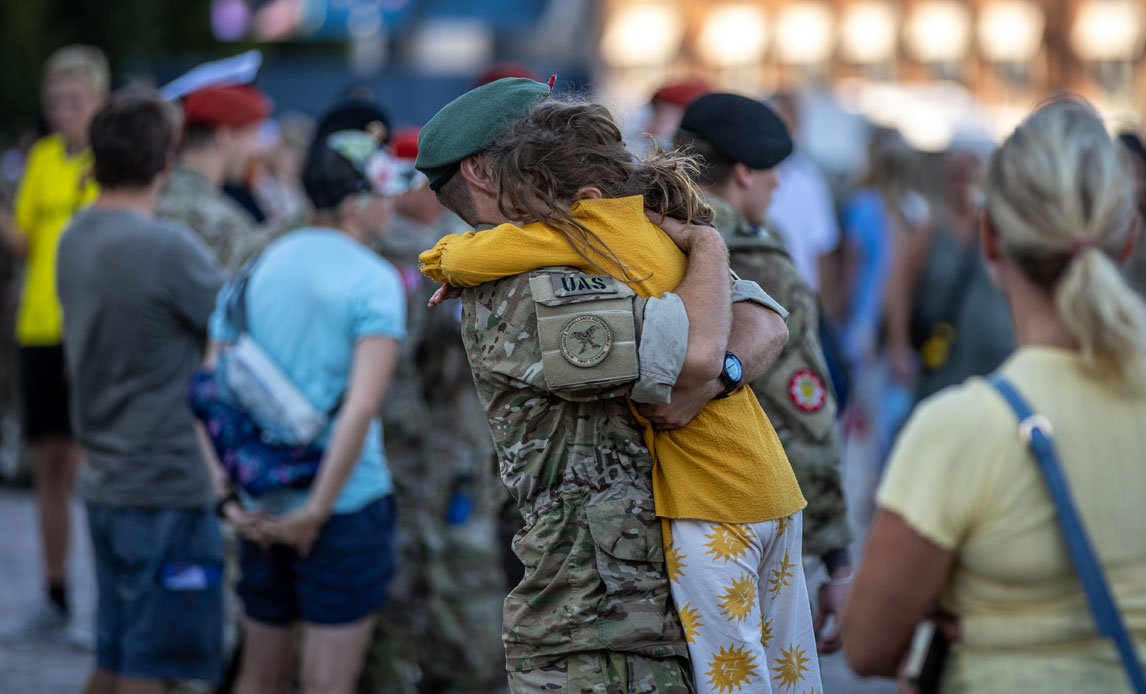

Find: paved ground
<box><xmin>0</xmin><ymin>476</ymin><xmax>894</xmax><ymax>694</ymax></box>
<box><xmin>0</xmin><ymin>487</ymin><xmax>95</xmax><ymax>694</ymax></box>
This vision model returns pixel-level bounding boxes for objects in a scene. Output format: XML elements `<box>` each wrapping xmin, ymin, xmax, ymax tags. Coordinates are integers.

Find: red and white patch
<box><xmin>788</xmin><ymin>369</ymin><xmax>827</xmax><ymax>413</ymax></box>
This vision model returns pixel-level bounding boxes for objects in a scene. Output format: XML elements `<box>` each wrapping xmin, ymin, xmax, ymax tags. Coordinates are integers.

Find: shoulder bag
<box><xmin>990</xmin><ymin>375</ymin><xmax>1146</xmax><ymax>693</ymax></box>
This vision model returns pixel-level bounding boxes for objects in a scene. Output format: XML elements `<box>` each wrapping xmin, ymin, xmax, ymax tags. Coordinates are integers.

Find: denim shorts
<box><xmin>86</xmin><ymin>504</ymin><xmax>224</xmax><ymax>683</ymax></box>
<box><xmin>238</xmin><ymin>495</ymin><xmax>397</xmax><ymax>625</ymax></box>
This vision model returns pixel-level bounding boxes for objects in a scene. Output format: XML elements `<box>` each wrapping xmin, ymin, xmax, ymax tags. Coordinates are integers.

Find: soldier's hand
<box><xmin>813</xmin><ymin>566</ymin><xmax>853</xmax><ymax>654</ymax></box>
<box><xmin>637</xmin><ymin>379</ymin><xmax>723</xmax><ymax>431</ymax></box>
<box><xmin>429</xmin><ymin>283</ymin><xmax>464</xmax><ymax>308</ymax></box>
<box><xmin>645</xmin><ymin>211</ymin><xmax>720</xmax><ymax>254</ymax></box>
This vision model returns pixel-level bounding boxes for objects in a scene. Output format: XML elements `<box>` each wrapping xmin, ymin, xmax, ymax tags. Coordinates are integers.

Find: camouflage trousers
<box><xmin>507</xmin><ymin>650</ymin><xmax>695</xmax><ymax>694</ymax></box>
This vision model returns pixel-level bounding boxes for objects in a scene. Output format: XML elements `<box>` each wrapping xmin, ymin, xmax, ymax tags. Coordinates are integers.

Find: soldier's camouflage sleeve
<box><xmin>157</xmin><ymin>170</ymin><xmax>296</xmax><ymax>275</ymax></box>
<box><xmin>730</xmin><ymin>247</ymin><xmax>853</xmax><ymax>560</ymax></box>
<box><xmin>731</xmin><ymin>276</ymin><xmax>789</xmax><ymax>320</ymax></box>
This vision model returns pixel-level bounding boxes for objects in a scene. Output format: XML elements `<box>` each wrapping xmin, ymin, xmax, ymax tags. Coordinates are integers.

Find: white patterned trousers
<box><xmin>665</xmin><ymin>513</ymin><xmax>823</xmax><ymax>694</ymax></box>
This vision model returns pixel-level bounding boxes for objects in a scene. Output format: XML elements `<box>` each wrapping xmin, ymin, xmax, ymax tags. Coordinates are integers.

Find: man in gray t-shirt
<box><xmin>59</xmin><ymin>208</ymin><xmax>224</xmax><ymax>507</ymax></box>
<box><xmin>56</xmin><ymin>91</ymin><xmax>228</xmax><ymax>692</ymax></box>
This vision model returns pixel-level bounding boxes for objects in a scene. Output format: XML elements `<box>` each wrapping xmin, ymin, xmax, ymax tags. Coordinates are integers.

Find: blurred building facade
<box><xmin>597</xmin><ymin>0</ymin><xmax>1146</xmax><ymax>148</ymax></box>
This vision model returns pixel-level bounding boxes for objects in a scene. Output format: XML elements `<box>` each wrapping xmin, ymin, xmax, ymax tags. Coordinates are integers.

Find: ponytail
<box><xmin>1056</xmin><ymin>244</ymin><xmax>1146</xmax><ymax>389</ymax></box>
<box><xmin>987</xmin><ymin>98</ymin><xmax>1146</xmax><ymax>391</ymax></box>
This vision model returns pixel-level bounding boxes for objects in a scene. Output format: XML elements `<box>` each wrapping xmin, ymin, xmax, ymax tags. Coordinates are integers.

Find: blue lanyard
<box><xmin>990</xmin><ymin>374</ymin><xmax>1145</xmax><ymax>693</ymax></box>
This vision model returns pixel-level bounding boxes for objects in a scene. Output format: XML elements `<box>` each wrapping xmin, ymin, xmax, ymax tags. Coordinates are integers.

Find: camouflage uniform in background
<box><xmin>708</xmin><ymin>194</ymin><xmax>852</xmax><ymax>562</ymax></box>
<box><xmin>156</xmin><ymin>165</ymin><xmax>296</xmax><ymax>688</ymax></box>
<box><xmin>365</xmin><ymin>212</ymin><xmax>507</xmax><ymax>694</ymax></box>
<box><xmin>157</xmin><ymin>167</ymin><xmax>287</xmax><ymax>274</ymax></box>
<box><xmin>459</xmin><ymin>267</ymin><xmax>691</xmax><ymax>691</ymax></box>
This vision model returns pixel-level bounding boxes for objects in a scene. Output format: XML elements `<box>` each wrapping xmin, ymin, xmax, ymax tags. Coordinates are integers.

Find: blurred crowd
<box><xmin>1</xmin><ymin>39</ymin><xmax>1145</xmax><ymax>694</ymax></box>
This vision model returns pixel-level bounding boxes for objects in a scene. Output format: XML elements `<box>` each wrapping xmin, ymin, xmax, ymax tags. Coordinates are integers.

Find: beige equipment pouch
<box><xmin>529</xmin><ymin>272</ymin><xmax>639</xmax><ymax>390</ymax></box>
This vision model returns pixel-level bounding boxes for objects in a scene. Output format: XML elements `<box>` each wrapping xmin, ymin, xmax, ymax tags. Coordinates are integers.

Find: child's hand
<box><xmin>645</xmin><ymin>210</ymin><xmax>721</xmax><ymax>254</ymax></box>
<box><xmin>428</xmin><ymin>283</ymin><xmax>463</xmax><ymax>307</ymax></box>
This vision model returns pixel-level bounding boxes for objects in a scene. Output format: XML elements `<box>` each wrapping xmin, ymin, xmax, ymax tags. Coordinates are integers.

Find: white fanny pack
<box><xmin>216</xmin><ymin>259</ymin><xmax>341</xmax><ymax>447</ymax></box>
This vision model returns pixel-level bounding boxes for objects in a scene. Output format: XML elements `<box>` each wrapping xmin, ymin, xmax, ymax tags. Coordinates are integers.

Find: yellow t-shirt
<box><xmin>878</xmin><ymin>346</ymin><xmax>1146</xmax><ymax>693</ymax></box>
<box><xmin>13</xmin><ymin>134</ymin><xmax>98</xmax><ymax>345</ymax></box>
<box><xmin>421</xmin><ymin>195</ymin><xmax>805</xmax><ymax>524</ymax></box>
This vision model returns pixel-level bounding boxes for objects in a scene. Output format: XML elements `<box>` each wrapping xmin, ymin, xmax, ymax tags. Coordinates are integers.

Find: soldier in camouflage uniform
<box><xmin>364</xmin><ymin>128</ymin><xmax>507</xmax><ymax>694</ymax></box>
<box><xmin>157</xmin><ymin>84</ymin><xmax>282</xmax><ymax>274</ymax></box>
<box><xmin>675</xmin><ymin>94</ymin><xmax>853</xmax><ymax>653</ymax></box>
<box><xmin>413</xmin><ymin>78</ymin><xmax>795</xmax><ymax>693</ymax></box>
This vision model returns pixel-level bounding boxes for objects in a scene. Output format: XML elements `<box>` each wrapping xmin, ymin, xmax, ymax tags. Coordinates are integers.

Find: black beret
<box><xmin>678</xmin><ymin>93</ymin><xmax>793</xmax><ymax>170</ymax></box>
<box><xmin>312</xmin><ymin>99</ymin><xmax>391</xmax><ymax>146</ymax></box>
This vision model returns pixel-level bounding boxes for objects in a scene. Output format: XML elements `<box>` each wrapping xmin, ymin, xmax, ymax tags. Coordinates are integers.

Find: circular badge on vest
<box><xmin>560</xmin><ymin>315</ymin><xmax>612</xmax><ymax>368</ymax></box>
<box><xmin>788</xmin><ymin>369</ymin><xmax>827</xmax><ymax>413</ymax></box>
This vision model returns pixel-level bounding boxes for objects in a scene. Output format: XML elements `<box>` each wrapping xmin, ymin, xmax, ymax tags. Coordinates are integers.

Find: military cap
<box><xmin>678</xmin><ymin>93</ymin><xmax>793</xmax><ymax>171</ymax></box>
<box><xmin>182</xmin><ymin>84</ymin><xmax>270</xmax><ymax>128</ymax></box>
<box><xmin>388</xmin><ymin>126</ymin><xmax>429</xmax><ymax>191</ymax></box>
<box><xmin>313</xmin><ymin>99</ymin><xmax>391</xmax><ymax>146</ymax></box>
<box><xmin>389</xmin><ymin>126</ymin><xmax>421</xmax><ymax>160</ymax></box>
<box><xmin>473</xmin><ymin>61</ymin><xmax>540</xmax><ymax>88</ymax></box>
<box><xmin>416</xmin><ymin>77</ymin><xmax>552</xmax><ymax>191</ymax></box>
<box><xmin>650</xmin><ymin>79</ymin><xmax>710</xmax><ymax>107</ymax></box>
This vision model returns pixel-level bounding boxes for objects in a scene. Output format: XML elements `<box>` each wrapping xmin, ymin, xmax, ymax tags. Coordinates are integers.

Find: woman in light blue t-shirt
<box><xmin>203</xmin><ymin>128</ymin><xmax>406</xmax><ymax>692</ymax></box>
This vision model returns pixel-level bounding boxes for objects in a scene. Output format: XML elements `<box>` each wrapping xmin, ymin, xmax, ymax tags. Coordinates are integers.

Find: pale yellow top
<box><xmin>878</xmin><ymin>347</ymin><xmax>1146</xmax><ymax>694</ymax></box>
<box><xmin>13</xmin><ymin>134</ymin><xmax>98</xmax><ymax>345</ymax></box>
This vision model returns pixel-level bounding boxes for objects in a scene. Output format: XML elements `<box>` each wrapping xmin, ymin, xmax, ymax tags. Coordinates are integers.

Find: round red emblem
<box><xmin>788</xmin><ymin>369</ymin><xmax>827</xmax><ymax>413</ymax></box>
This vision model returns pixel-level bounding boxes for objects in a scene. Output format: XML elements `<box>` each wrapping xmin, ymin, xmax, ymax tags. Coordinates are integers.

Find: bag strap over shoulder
<box><xmin>232</xmin><ymin>257</ymin><xmax>259</xmax><ymax>336</ymax></box>
<box><xmin>224</xmin><ymin>256</ymin><xmax>345</xmax><ymax>419</ymax></box>
<box><xmin>989</xmin><ymin>374</ymin><xmax>1146</xmax><ymax>693</ymax></box>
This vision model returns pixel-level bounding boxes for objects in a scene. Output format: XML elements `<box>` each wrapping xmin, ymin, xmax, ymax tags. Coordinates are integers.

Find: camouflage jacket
<box><xmin>708</xmin><ymin>194</ymin><xmax>852</xmax><ymax>561</ymax></box>
<box><xmin>460</xmin><ymin>267</ymin><xmax>688</xmax><ymax>671</ymax></box>
<box><xmin>157</xmin><ymin>167</ymin><xmax>285</xmax><ymax>275</ymax></box>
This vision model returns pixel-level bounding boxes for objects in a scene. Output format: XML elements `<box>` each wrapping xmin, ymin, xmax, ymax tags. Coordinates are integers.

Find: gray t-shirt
<box><xmin>57</xmin><ymin>207</ymin><xmax>227</xmax><ymax>508</ymax></box>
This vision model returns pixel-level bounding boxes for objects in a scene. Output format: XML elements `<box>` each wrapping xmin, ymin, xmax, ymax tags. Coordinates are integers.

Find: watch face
<box><xmin>724</xmin><ymin>353</ymin><xmax>743</xmax><ymax>382</ymax></box>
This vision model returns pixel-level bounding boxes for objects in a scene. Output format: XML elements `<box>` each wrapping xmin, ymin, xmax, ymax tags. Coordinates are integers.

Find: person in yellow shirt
<box><xmin>844</xmin><ymin>99</ymin><xmax>1146</xmax><ymax>693</ymax></box>
<box><xmin>0</xmin><ymin>44</ymin><xmax>107</xmax><ymax>643</ymax></box>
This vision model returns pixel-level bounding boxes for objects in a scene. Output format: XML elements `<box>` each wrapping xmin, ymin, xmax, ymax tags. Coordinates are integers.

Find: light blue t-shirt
<box><xmin>210</xmin><ymin>228</ymin><xmax>405</xmax><ymax>515</ymax></box>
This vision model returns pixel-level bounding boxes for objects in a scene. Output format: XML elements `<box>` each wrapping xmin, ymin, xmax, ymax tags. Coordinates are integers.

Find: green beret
<box><xmin>416</xmin><ymin>77</ymin><xmax>551</xmax><ymax>190</ymax></box>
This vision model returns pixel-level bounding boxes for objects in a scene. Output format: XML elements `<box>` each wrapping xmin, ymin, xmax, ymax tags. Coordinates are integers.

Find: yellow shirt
<box><xmin>879</xmin><ymin>347</ymin><xmax>1146</xmax><ymax>694</ymax></box>
<box><xmin>421</xmin><ymin>195</ymin><xmax>805</xmax><ymax>524</ymax></box>
<box><xmin>13</xmin><ymin>134</ymin><xmax>98</xmax><ymax>345</ymax></box>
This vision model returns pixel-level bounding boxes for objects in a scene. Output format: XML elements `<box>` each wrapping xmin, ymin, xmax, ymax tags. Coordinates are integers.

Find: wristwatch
<box><xmin>715</xmin><ymin>351</ymin><xmax>743</xmax><ymax>399</ymax></box>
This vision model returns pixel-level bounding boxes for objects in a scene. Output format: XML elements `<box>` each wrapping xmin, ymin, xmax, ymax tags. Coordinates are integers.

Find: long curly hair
<box><xmin>482</xmin><ymin>99</ymin><xmax>713</xmax><ymax>280</ymax></box>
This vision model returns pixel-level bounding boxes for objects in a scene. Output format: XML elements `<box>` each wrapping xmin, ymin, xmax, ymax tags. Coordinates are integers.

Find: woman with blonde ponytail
<box><xmin>843</xmin><ymin>98</ymin><xmax>1146</xmax><ymax>693</ymax></box>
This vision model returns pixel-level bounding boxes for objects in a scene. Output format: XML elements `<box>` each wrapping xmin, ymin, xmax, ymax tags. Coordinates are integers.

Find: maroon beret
<box><xmin>651</xmin><ymin>80</ymin><xmax>712</xmax><ymax>107</ymax></box>
<box><xmin>389</xmin><ymin>127</ymin><xmax>421</xmax><ymax>160</ymax></box>
<box><xmin>183</xmin><ymin>84</ymin><xmax>270</xmax><ymax>128</ymax></box>
<box><xmin>473</xmin><ymin>62</ymin><xmax>540</xmax><ymax>88</ymax></box>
